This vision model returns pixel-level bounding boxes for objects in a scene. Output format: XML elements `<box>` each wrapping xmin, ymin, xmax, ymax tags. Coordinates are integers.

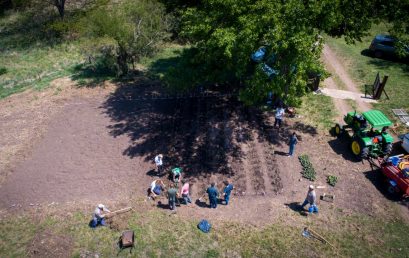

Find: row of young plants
<box><xmin>298</xmin><ymin>154</ymin><xmax>338</xmax><ymax>186</ymax></box>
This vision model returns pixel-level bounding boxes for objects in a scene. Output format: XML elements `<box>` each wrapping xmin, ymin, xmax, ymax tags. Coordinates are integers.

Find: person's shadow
<box><xmin>156</xmin><ymin>201</ymin><xmax>170</xmax><ymax>210</ymax></box>
<box><xmin>195</xmin><ymin>199</ymin><xmax>208</xmax><ymax>208</ymax></box>
<box><xmin>285</xmin><ymin>202</ymin><xmax>308</xmax><ymax>216</ymax></box>
<box><xmin>274</xmin><ymin>151</ymin><xmax>288</xmax><ymax>156</ymax></box>
<box><xmin>146</xmin><ymin>169</ymin><xmax>157</xmax><ymax>177</ymax></box>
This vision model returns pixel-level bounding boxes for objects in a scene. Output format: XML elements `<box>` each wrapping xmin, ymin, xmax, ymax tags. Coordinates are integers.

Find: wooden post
<box><xmin>375</xmin><ymin>75</ymin><xmax>388</xmax><ymax>99</ymax></box>
<box><xmin>103</xmin><ymin>207</ymin><xmax>132</xmax><ymax>218</ymax></box>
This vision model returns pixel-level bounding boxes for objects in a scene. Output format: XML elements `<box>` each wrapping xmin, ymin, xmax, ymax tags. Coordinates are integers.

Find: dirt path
<box><xmin>322</xmin><ymin>44</ymin><xmax>372</xmax><ymax>120</ymax></box>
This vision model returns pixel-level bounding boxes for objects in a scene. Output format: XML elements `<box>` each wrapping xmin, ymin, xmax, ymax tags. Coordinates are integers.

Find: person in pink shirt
<box><xmin>180</xmin><ymin>179</ymin><xmax>192</xmax><ymax>205</ymax></box>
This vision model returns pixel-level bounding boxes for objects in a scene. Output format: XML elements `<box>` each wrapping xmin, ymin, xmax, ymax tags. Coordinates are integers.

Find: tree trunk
<box><xmin>117</xmin><ymin>45</ymin><xmax>129</xmax><ymax>76</ymax></box>
<box><xmin>54</xmin><ymin>0</ymin><xmax>65</xmax><ymax>19</ymax></box>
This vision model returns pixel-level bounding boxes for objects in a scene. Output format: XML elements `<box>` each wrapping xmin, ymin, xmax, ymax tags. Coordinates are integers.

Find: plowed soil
<box><xmin>0</xmin><ymin>76</ymin><xmax>407</xmax><ymax>226</ymax></box>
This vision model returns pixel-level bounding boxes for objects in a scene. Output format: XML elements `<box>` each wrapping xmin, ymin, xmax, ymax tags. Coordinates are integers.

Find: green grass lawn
<box><xmin>325</xmin><ymin>23</ymin><xmax>409</xmax><ymax>127</ymax></box>
<box><xmin>299</xmin><ymin>94</ymin><xmax>337</xmax><ymax>131</ymax></box>
<box><xmin>0</xmin><ymin>11</ymin><xmax>88</xmax><ymax>99</ymax></box>
<box><xmin>1</xmin><ymin>204</ymin><xmax>408</xmax><ymax>257</ymax></box>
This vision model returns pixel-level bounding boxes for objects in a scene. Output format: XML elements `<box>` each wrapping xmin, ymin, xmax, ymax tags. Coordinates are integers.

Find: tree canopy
<box><xmin>173</xmin><ymin>0</ymin><xmax>405</xmax><ymax>105</ymax></box>
<box><xmin>83</xmin><ymin>0</ymin><xmax>171</xmax><ymax>75</ymax></box>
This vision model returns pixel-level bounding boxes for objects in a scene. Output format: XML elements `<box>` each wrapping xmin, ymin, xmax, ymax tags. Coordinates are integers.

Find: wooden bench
<box><xmin>365</xmin><ymin>72</ymin><xmax>389</xmax><ymax>100</ymax></box>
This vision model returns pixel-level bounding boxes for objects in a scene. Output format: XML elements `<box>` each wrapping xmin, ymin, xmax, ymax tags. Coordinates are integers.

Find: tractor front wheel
<box><xmin>334</xmin><ymin>124</ymin><xmax>342</xmax><ymax>137</ymax></box>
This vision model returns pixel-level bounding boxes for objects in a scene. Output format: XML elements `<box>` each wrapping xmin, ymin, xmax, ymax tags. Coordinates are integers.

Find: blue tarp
<box><xmin>251</xmin><ymin>47</ymin><xmax>266</xmax><ymax>63</ymax></box>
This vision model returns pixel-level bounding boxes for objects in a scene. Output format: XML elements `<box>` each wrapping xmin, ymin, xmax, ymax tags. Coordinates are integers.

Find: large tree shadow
<box><xmin>100</xmin><ymin>47</ymin><xmax>322</xmax><ymax>180</ymax></box>
<box><xmin>101</xmin><ymin>78</ymin><xmax>246</xmax><ymax>179</ymax></box>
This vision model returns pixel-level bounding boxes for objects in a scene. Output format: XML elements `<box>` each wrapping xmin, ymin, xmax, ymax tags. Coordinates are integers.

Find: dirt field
<box><xmin>1</xmin><ymin>76</ymin><xmax>407</xmax><ymax>227</ymax></box>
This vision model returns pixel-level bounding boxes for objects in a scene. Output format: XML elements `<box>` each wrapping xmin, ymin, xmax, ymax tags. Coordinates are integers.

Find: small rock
<box><xmin>29</xmin><ymin>203</ymin><xmax>34</xmax><ymax>206</ymax></box>
<box><xmin>299</xmin><ymin>178</ymin><xmax>302</xmax><ymax>181</ymax></box>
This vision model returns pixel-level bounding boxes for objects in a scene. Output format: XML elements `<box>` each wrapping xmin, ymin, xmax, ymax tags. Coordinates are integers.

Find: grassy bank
<box><xmin>1</xmin><ymin>205</ymin><xmax>408</xmax><ymax>257</ymax></box>
<box><xmin>298</xmin><ymin>94</ymin><xmax>337</xmax><ymax>131</ymax></box>
<box><xmin>0</xmin><ymin>10</ymin><xmax>86</xmax><ymax>99</ymax></box>
<box><xmin>325</xmin><ymin>23</ymin><xmax>409</xmax><ymax>126</ymax></box>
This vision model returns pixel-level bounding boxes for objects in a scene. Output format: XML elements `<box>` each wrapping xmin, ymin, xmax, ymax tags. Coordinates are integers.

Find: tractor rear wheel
<box><xmin>351</xmin><ymin>140</ymin><xmax>362</xmax><ymax>156</ymax></box>
<box><xmin>383</xmin><ymin>143</ymin><xmax>393</xmax><ymax>156</ymax></box>
<box><xmin>351</xmin><ymin>139</ymin><xmax>368</xmax><ymax>159</ymax></box>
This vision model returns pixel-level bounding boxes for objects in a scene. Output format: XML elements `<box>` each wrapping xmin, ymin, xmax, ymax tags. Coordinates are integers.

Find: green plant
<box><xmin>298</xmin><ymin>154</ymin><xmax>316</xmax><ymax>181</ymax></box>
<box><xmin>0</xmin><ymin>67</ymin><xmax>6</xmax><ymax>76</ymax></box>
<box><xmin>327</xmin><ymin>175</ymin><xmax>338</xmax><ymax>186</ymax></box>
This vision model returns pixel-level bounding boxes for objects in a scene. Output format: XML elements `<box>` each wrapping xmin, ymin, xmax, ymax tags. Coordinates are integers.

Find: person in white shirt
<box><xmin>154</xmin><ymin>154</ymin><xmax>163</xmax><ymax>175</ymax></box>
<box><xmin>274</xmin><ymin>106</ymin><xmax>285</xmax><ymax>128</ymax></box>
<box><xmin>148</xmin><ymin>180</ymin><xmax>165</xmax><ymax>200</ymax></box>
<box><xmin>90</xmin><ymin>204</ymin><xmax>111</xmax><ymax>228</ymax></box>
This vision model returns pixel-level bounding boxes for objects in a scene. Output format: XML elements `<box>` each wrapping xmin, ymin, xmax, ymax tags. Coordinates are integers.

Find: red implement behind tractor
<box><xmin>378</xmin><ymin>155</ymin><xmax>409</xmax><ymax>197</ymax></box>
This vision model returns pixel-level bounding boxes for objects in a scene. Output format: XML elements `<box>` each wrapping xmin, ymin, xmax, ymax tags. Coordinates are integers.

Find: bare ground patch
<box><xmin>0</xmin><ymin>78</ymin><xmax>115</xmax><ymax>185</ymax></box>
<box><xmin>27</xmin><ymin>229</ymin><xmax>74</xmax><ymax>258</ymax></box>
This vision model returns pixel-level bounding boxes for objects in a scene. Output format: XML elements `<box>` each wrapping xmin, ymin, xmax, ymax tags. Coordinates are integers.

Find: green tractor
<box><xmin>334</xmin><ymin>110</ymin><xmax>394</xmax><ymax>159</ymax></box>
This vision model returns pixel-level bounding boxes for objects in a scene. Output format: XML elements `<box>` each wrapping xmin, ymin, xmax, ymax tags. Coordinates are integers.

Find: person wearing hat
<box><xmin>154</xmin><ymin>154</ymin><xmax>164</xmax><ymax>175</ymax></box>
<box><xmin>90</xmin><ymin>204</ymin><xmax>111</xmax><ymax>228</ymax></box>
<box><xmin>301</xmin><ymin>185</ymin><xmax>318</xmax><ymax>213</ymax></box>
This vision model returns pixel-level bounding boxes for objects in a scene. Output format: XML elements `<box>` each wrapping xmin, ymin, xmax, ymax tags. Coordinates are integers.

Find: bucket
<box><xmin>389</xmin><ymin>156</ymin><xmax>400</xmax><ymax>166</ymax></box>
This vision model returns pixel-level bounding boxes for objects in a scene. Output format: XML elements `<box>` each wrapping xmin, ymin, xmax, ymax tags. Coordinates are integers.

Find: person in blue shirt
<box><xmin>222</xmin><ymin>180</ymin><xmax>234</xmax><ymax>205</ymax></box>
<box><xmin>288</xmin><ymin>132</ymin><xmax>298</xmax><ymax>157</ymax></box>
<box><xmin>206</xmin><ymin>182</ymin><xmax>219</xmax><ymax>209</ymax></box>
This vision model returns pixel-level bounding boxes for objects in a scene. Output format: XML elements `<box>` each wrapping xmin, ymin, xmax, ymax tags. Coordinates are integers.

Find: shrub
<box><xmin>327</xmin><ymin>175</ymin><xmax>338</xmax><ymax>186</ymax></box>
<box><xmin>0</xmin><ymin>67</ymin><xmax>7</xmax><ymax>76</ymax></box>
<box><xmin>298</xmin><ymin>154</ymin><xmax>316</xmax><ymax>181</ymax></box>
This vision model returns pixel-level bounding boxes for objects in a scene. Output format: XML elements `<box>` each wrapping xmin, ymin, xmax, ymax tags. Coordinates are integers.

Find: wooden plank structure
<box><xmin>365</xmin><ymin>72</ymin><xmax>389</xmax><ymax>100</ymax></box>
